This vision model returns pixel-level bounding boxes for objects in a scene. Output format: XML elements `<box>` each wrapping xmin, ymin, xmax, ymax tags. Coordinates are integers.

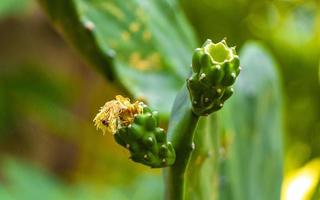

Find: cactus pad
<box><xmin>187</xmin><ymin>39</ymin><xmax>240</xmax><ymax>116</ymax></box>
<box><xmin>94</xmin><ymin>95</ymin><xmax>175</xmax><ymax>168</ymax></box>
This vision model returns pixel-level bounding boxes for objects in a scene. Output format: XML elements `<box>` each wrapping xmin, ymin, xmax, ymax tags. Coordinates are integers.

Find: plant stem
<box><xmin>165</xmin><ymin>108</ymin><xmax>199</xmax><ymax>200</ymax></box>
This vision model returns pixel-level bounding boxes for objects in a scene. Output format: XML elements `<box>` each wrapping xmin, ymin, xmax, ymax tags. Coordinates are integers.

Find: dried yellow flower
<box><xmin>93</xmin><ymin>95</ymin><xmax>143</xmax><ymax>135</ymax></box>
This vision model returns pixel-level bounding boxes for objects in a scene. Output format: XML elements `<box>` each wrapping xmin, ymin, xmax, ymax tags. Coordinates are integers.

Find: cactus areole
<box><xmin>188</xmin><ymin>39</ymin><xmax>240</xmax><ymax>116</ymax></box>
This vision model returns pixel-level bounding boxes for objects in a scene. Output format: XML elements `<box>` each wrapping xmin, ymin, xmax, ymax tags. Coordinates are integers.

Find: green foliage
<box><xmin>1</xmin><ymin>157</ymin><xmax>68</xmax><ymax>200</ymax></box>
<box><xmin>219</xmin><ymin>42</ymin><xmax>283</xmax><ymax>200</ymax></box>
<box><xmin>188</xmin><ymin>39</ymin><xmax>240</xmax><ymax>116</ymax></box>
<box><xmin>0</xmin><ymin>0</ymin><xmax>30</xmax><ymax>18</ymax></box>
<box><xmin>38</xmin><ymin>0</ymin><xmax>197</xmax><ymax>117</ymax></box>
<box><xmin>0</xmin><ymin>64</ymin><xmax>75</xmax><ymax>138</ymax></box>
<box><xmin>0</xmin><ymin>157</ymin><xmax>163</xmax><ymax>200</ymax></box>
<box><xmin>114</xmin><ymin>105</ymin><xmax>175</xmax><ymax>168</ymax></box>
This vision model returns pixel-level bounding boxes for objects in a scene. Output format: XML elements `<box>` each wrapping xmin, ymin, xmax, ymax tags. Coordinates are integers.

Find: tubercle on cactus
<box><xmin>93</xmin><ymin>95</ymin><xmax>175</xmax><ymax>168</ymax></box>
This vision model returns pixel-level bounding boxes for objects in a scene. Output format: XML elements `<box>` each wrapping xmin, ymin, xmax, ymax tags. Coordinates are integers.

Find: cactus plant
<box><xmin>39</xmin><ymin>0</ymin><xmax>284</xmax><ymax>200</ymax></box>
<box><xmin>91</xmin><ymin>39</ymin><xmax>241</xmax><ymax>199</ymax></box>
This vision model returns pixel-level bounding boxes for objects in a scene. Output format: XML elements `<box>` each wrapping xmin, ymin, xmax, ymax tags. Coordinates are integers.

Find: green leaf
<box><xmin>0</xmin><ymin>0</ymin><xmax>30</xmax><ymax>18</ymax></box>
<box><xmin>219</xmin><ymin>41</ymin><xmax>284</xmax><ymax>200</ymax></box>
<box><xmin>1</xmin><ymin>158</ymin><xmax>68</xmax><ymax>200</ymax></box>
<box><xmin>0</xmin><ymin>64</ymin><xmax>79</xmax><ymax>138</ymax></box>
<box><xmin>0</xmin><ymin>156</ymin><xmax>163</xmax><ymax>200</ymax></box>
<box><xmin>38</xmin><ymin>0</ymin><xmax>197</xmax><ymax>117</ymax></box>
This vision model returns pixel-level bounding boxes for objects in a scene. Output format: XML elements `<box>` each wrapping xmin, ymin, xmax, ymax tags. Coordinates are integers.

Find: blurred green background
<box><xmin>0</xmin><ymin>0</ymin><xmax>319</xmax><ymax>199</ymax></box>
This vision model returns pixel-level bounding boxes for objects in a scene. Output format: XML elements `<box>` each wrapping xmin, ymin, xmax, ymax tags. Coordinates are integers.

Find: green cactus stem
<box><xmin>165</xmin><ymin>87</ymin><xmax>199</xmax><ymax>200</ymax></box>
<box><xmin>166</xmin><ymin>39</ymin><xmax>240</xmax><ymax>200</ymax></box>
<box><xmin>187</xmin><ymin>39</ymin><xmax>240</xmax><ymax>116</ymax></box>
<box><xmin>94</xmin><ymin>95</ymin><xmax>175</xmax><ymax>168</ymax></box>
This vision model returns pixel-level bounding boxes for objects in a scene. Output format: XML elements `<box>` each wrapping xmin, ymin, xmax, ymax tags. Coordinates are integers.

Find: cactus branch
<box><xmin>165</xmin><ymin>39</ymin><xmax>240</xmax><ymax>199</ymax></box>
<box><xmin>165</xmin><ymin>86</ymin><xmax>199</xmax><ymax>200</ymax></box>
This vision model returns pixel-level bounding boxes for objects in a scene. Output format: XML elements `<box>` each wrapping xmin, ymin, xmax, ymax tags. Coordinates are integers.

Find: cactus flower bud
<box><xmin>93</xmin><ymin>95</ymin><xmax>175</xmax><ymax>168</ymax></box>
<box><xmin>187</xmin><ymin>39</ymin><xmax>240</xmax><ymax>116</ymax></box>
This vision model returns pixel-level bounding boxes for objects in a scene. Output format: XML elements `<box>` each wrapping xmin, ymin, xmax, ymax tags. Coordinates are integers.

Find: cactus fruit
<box><xmin>187</xmin><ymin>39</ymin><xmax>241</xmax><ymax>116</ymax></box>
<box><xmin>93</xmin><ymin>95</ymin><xmax>175</xmax><ymax>168</ymax></box>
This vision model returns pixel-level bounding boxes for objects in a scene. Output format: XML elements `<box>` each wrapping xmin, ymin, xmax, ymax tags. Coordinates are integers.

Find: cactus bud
<box><xmin>93</xmin><ymin>95</ymin><xmax>175</xmax><ymax>168</ymax></box>
<box><xmin>187</xmin><ymin>39</ymin><xmax>241</xmax><ymax>116</ymax></box>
